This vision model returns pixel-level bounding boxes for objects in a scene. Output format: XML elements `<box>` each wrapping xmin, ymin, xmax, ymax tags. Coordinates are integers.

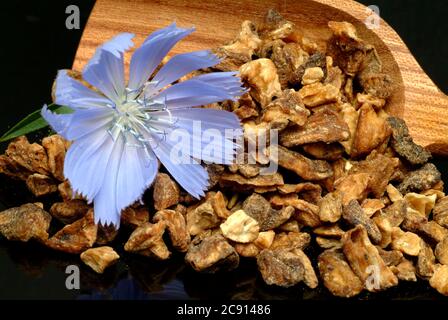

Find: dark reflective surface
<box><xmin>0</xmin><ymin>0</ymin><xmax>447</xmax><ymax>300</ymax></box>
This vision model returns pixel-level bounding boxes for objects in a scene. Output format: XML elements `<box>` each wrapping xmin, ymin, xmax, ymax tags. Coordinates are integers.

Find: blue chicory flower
<box><xmin>42</xmin><ymin>23</ymin><xmax>245</xmax><ymax>226</ymax></box>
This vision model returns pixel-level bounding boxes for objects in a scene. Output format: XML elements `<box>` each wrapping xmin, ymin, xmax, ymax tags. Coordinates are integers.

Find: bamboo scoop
<box><xmin>73</xmin><ymin>0</ymin><xmax>448</xmax><ymax>155</ymax></box>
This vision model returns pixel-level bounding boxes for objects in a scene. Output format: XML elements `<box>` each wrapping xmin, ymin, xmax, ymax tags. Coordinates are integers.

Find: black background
<box><xmin>0</xmin><ymin>0</ymin><xmax>447</xmax><ymax>300</ymax></box>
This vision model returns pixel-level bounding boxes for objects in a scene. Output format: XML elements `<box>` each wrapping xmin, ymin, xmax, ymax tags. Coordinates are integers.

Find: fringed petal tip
<box><xmin>83</xmin><ymin>32</ymin><xmax>134</xmax><ymax>72</ymax></box>
<box><xmin>193</xmin><ymin>71</ymin><xmax>248</xmax><ymax>98</ymax></box>
<box><xmin>96</xmin><ymin>216</ymin><xmax>120</xmax><ymax>229</ymax></box>
<box><xmin>41</xmin><ymin>104</ymin><xmax>73</xmax><ymax>138</ymax></box>
<box><xmin>82</xmin><ymin>33</ymin><xmax>135</xmax><ymax>102</ymax></box>
<box><xmin>54</xmin><ymin>70</ymin><xmax>111</xmax><ymax>110</ymax></box>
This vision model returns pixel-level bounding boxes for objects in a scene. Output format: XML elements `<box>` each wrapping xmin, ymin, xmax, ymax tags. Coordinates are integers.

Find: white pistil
<box><xmin>107</xmin><ymin>84</ymin><xmax>177</xmax><ymax>154</ymax></box>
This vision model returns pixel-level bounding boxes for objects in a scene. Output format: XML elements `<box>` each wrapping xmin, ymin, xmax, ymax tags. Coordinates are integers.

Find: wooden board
<box><xmin>73</xmin><ymin>0</ymin><xmax>448</xmax><ymax>155</ymax></box>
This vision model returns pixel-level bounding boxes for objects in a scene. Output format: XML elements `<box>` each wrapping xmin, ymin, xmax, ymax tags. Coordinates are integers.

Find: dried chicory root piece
<box><xmin>80</xmin><ymin>246</ymin><xmax>120</xmax><ymax>274</ymax></box>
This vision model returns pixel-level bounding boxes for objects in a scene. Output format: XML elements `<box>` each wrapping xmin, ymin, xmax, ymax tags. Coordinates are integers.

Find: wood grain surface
<box><xmin>73</xmin><ymin>0</ymin><xmax>448</xmax><ymax>155</ymax></box>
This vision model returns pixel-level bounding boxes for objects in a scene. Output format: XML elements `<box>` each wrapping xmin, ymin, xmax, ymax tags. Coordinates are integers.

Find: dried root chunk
<box><xmin>391</xmin><ymin>227</ymin><xmax>422</xmax><ymax>256</ymax></box>
<box><xmin>404</xmin><ymin>192</ymin><xmax>437</xmax><ymax>218</ymax></box>
<box><xmin>422</xmin><ymin>188</ymin><xmax>445</xmax><ymax>201</ymax></box>
<box><xmin>382</xmin><ymin>200</ymin><xmax>407</xmax><ymax>227</ymax></box>
<box><xmin>313</xmin><ymin>224</ymin><xmax>345</xmax><ymax>238</ymax></box>
<box><xmin>318</xmin><ymin>192</ymin><xmax>342</xmax><ymax>223</ymax></box>
<box><xmin>234</xmin><ymin>104</ymin><xmax>258</xmax><ymax>120</ymax></box>
<box><xmin>356</xmin><ymin>93</ymin><xmax>385</xmax><ymax>110</ymax></box>
<box><xmin>186</xmin><ymin>201</ymin><xmax>220</xmax><ymax>236</ymax></box>
<box><xmin>269</xmin><ymin>194</ymin><xmax>320</xmax><ymax>227</ymax></box>
<box><xmin>342</xmin><ymin>225</ymin><xmax>398</xmax><ymax>291</ymax></box>
<box><xmin>270</xmin><ymin>145</ymin><xmax>333</xmax><ymax>180</ymax></box>
<box><xmin>398</xmin><ymin>163</ymin><xmax>441</xmax><ymax>194</ymax></box>
<box><xmin>50</xmin><ymin>200</ymin><xmax>90</xmax><ymax>224</ymax></box>
<box><xmin>0</xmin><ymin>154</ymin><xmax>32</xmax><ymax>180</ymax></box>
<box><xmin>206</xmin><ymin>164</ymin><xmax>225</xmax><ymax>188</ymax></box>
<box><xmin>293</xmin><ymin>249</ymin><xmax>318</xmax><ymax>289</ymax></box>
<box><xmin>372</xmin><ymin>215</ymin><xmax>392</xmax><ymax>248</ymax></box>
<box><xmin>401</xmin><ymin>210</ymin><xmax>427</xmax><ymax>234</ymax></box>
<box><xmin>0</xmin><ymin>203</ymin><xmax>51</xmax><ymax>242</ymax></box>
<box><xmin>335</xmin><ymin>173</ymin><xmax>370</xmax><ymax>205</ymax></box>
<box><xmin>237</xmin><ymin>164</ymin><xmax>260</xmax><ymax>178</ymax></box>
<box><xmin>316</xmin><ymin>237</ymin><xmax>342</xmax><ymax>249</ymax></box>
<box><xmin>278</xmin><ymin>220</ymin><xmax>300</xmax><ymax>233</ymax></box>
<box><xmin>262</xmin><ymin>206</ymin><xmax>294</xmax><ymax>231</ymax></box>
<box><xmin>26</xmin><ymin>173</ymin><xmax>58</xmax><ymax>197</ymax></box>
<box><xmin>435</xmin><ymin>237</ymin><xmax>448</xmax><ymax>265</ymax></box>
<box><xmin>261</xmin><ymin>89</ymin><xmax>310</xmax><ymax>129</ymax></box>
<box><xmin>124</xmin><ymin>221</ymin><xmax>170</xmax><ymax>260</ymax></box>
<box><xmin>343</xmin><ymin>200</ymin><xmax>382</xmax><ymax>244</ymax></box>
<box><xmin>153</xmin><ymin>209</ymin><xmax>190</xmax><ymax>252</ymax></box>
<box><xmin>153</xmin><ymin>173</ymin><xmax>179</xmax><ymax>211</ymax></box>
<box><xmin>361</xmin><ymin>199</ymin><xmax>385</xmax><ymax>217</ymax></box>
<box><xmin>234</xmin><ymin>242</ymin><xmax>259</xmax><ymax>258</ymax></box>
<box><xmin>302</xmin><ymin>142</ymin><xmax>344</xmax><ymax>161</ymax></box>
<box><xmin>352</xmin><ymin>104</ymin><xmax>391</xmax><ymax>157</ymax></box>
<box><xmin>270</xmin><ymin>232</ymin><xmax>311</xmax><ymax>251</ymax></box>
<box><xmin>339</xmin><ymin>103</ymin><xmax>358</xmax><ymax>154</ymax></box>
<box><xmin>221</xmin><ymin>20</ymin><xmax>261</xmax><ymax>60</ymax></box>
<box><xmin>318</xmin><ymin>250</ymin><xmax>364</xmax><ymax>298</ymax></box>
<box><xmin>434</xmin><ymin>196</ymin><xmax>448</xmax><ymax>228</ymax></box>
<box><xmin>327</xmin><ymin>21</ymin><xmax>369</xmax><ymax>76</ymax></box>
<box><xmin>277</xmin><ymin>183</ymin><xmax>322</xmax><ymax>204</ymax></box>
<box><xmin>210</xmin><ymin>191</ymin><xmax>231</xmax><ymax>219</ymax></box>
<box><xmin>257</xmin><ymin>248</ymin><xmax>304</xmax><ymax>287</ymax></box>
<box><xmin>280</xmin><ymin>109</ymin><xmax>349</xmax><ymax>147</ymax></box>
<box><xmin>376</xmin><ymin>247</ymin><xmax>404</xmax><ymax>267</ymax></box>
<box><xmin>45</xmin><ymin>210</ymin><xmax>97</xmax><ymax>254</ymax></box>
<box><xmin>259</xmin><ymin>40</ymin><xmax>308</xmax><ymax>88</ymax></box>
<box><xmin>185</xmin><ymin>234</ymin><xmax>239</xmax><ymax>273</ymax></box>
<box><xmin>219</xmin><ymin>172</ymin><xmax>284</xmax><ymax>190</ymax></box>
<box><xmin>242</xmin><ymin>193</ymin><xmax>271</xmax><ymax>225</ymax></box>
<box><xmin>359</xmin><ymin>72</ymin><xmax>393</xmax><ymax>100</ymax></box>
<box><xmin>298</xmin><ymin>82</ymin><xmax>339</xmax><ymax>107</ymax></box>
<box><xmin>254</xmin><ymin>230</ymin><xmax>276</xmax><ymax>249</ymax></box>
<box><xmin>390</xmin><ymin>259</ymin><xmax>417</xmax><ymax>282</ymax></box>
<box><xmin>349</xmin><ymin>151</ymin><xmax>398</xmax><ymax>198</ymax></box>
<box><xmin>42</xmin><ymin>135</ymin><xmax>67</xmax><ymax>181</ymax></box>
<box><xmin>121</xmin><ymin>206</ymin><xmax>149</xmax><ymax>228</ymax></box>
<box><xmin>80</xmin><ymin>246</ymin><xmax>119</xmax><ymax>274</ymax></box>
<box><xmin>417</xmin><ymin>241</ymin><xmax>437</xmax><ymax>278</ymax></box>
<box><xmin>419</xmin><ymin>221</ymin><xmax>448</xmax><ymax>243</ymax></box>
<box><xmin>220</xmin><ymin>209</ymin><xmax>259</xmax><ymax>243</ymax></box>
<box><xmin>302</xmin><ymin>67</ymin><xmax>324</xmax><ymax>85</ymax></box>
<box><xmin>234</xmin><ymin>230</ymin><xmax>275</xmax><ymax>257</ymax></box>
<box><xmin>257</xmin><ymin>246</ymin><xmax>318</xmax><ymax>289</ymax></box>
<box><xmin>258</xmin><ymin>9</ymin><xmax>294</xmax><ymax>40</ymax></box>
<box><xmin>5</xmin><ymin>136</ymin><xmax>49</xmax><ymax>175</ymax></box>
<box><xmin>387</xmin><ymin>117</ymin><xmax>431</xmax><ymax>165</ymax></box>
<box><xmin>429</xmin><ymin>265</ymin><xmax>448</xmax><ymax>296</ymax></box>
<box><xmin>242</xmin><ymin>193</ymin><xmax>293</xmax><ymax>231</ymax></box>
<box><xmin>324</xmin><ymin>63</ymin><xmax>344</xmax><ymax>91</ymax></box>
<box><xmin>240</xmin><ymin>58</ymin><xmax>282</xmax><ymax>107</ymax></box>
<box><xmin>386</xmin><ymin>184</ymin><xmax>403</xmax><ymax>203</ymax></box>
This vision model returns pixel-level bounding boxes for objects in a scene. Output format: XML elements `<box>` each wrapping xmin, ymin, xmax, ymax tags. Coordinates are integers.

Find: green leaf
<box><xmin>0</xmin><ymin>104</ymin><xmax>73</xmax><ymax>143</ymax></box>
